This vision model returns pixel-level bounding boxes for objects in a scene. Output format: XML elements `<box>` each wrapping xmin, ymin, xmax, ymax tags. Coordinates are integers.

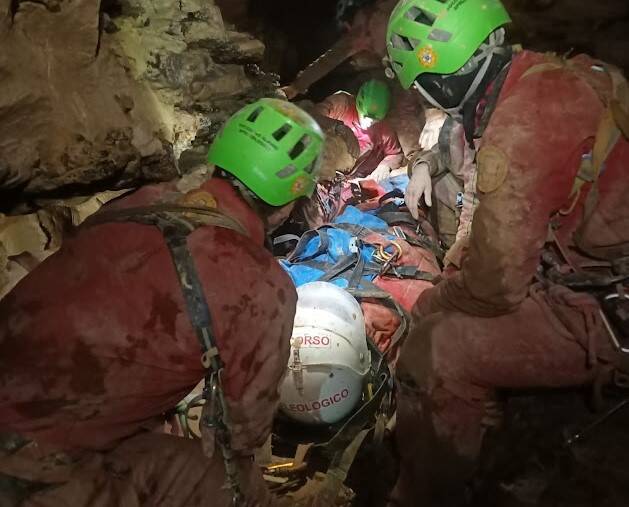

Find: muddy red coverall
<box><xmin>0</xmin><ymin>178</ymin><xmax>296</xmax><ymax>506</ymax></box>
<box><xmin>316</xmin><ymin>92</ymin><xmax>404</xmax><ymax>177</ymax></box>
<box><xmin>390</xmin><ymin>51</ymin><xmax>629</xmax><ymax>506</ymax></box>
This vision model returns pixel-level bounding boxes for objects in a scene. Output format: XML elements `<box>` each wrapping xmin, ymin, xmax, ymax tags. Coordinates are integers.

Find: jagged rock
<box><xmin>0</xmin><ymin>0</ymin><xmax>268</xmax><ymax>199</ymax></box>
<box><xmin>211</xmin><ymin>31</ymin><xmax>266</xmax><ymax>64</ymax></box>
<box><xmin>0</xmin><ymin>189</ymin><xmax>131</xmax><ymax>298</ymax></box>
<box><xmin>0</xmin><ymin>0</ymin><xmax>179</xmax><ymax>196</ymax></box>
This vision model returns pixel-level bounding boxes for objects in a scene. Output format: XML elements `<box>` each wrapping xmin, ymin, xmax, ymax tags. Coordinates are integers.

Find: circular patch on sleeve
<box><xmin>476</xmin><ymin>146</ymin><xmax>509</xmax><ymax>194</ymax></box>
<box><xmin>180</xmin><ymin>189</ymin><xmax>218</xmax><ymax>209</ymax></box>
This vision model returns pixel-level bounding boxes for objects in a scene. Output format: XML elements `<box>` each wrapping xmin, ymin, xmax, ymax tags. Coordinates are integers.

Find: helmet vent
<box><xmin>303</xmin><ymin>162</ymin><xmax>313</xmax><ymax>174</ymax></box>
<box><xmin>406</xmin><ymin>6</ymin><xmax>435</xmax><ymax>27</ymax></box>
<box><xmin>391</xmin><ymin>33</ymin><xmax>413</xmax><ymax>51</ymax></box>
<box><xmin>428</xmin><ymin>28</ymin><xmax>452</xmax><ymax>42</ymax></box>
<box><xmin>273</xmin><ymin>124</ymin><xmax>292</xmax><ymax>141</ymax></box>
<box><xmin>276</xmin><ymin>165</ymin><xmax>297</xmax><ymax>178</ymax></box>
<box><xmin>247</xmin><ymin>106</ymin><xmax>263</xmax><ymax>123</ymax></box>
<box><xmin>289</xmin><ymin>135</ymin><xmax>311</xmax><ymax>160</ymax></box>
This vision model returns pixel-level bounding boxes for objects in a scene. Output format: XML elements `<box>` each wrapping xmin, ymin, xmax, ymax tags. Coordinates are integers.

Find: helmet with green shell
<box><xmin>386</xmin><ymin>0</ymin><xmax>511</xmax><ymax>89</ymax></box>
<box><xmin>356</xmin><ymin>79</ymin><xmax>392</xmax><ymax>121</ymax></box>
<box><xmin>207</xmin><ymin>98</ymin><xmax>325</xmax><ymax>206</ymax></box>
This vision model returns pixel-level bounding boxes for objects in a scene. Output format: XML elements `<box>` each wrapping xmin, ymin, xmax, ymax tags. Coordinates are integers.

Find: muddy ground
<box><xmin>345</xmin><ymin>387</ymin><xmax>629</xmax><ymax>507</ymax></box>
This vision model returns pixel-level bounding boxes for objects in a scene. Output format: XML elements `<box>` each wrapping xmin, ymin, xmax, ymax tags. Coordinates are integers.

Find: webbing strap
<box><xmin>84</xmin><ymin>205</ymin><xmax>247</xmax><ymax>505</ymax></box>
<box><xmin>318</xmin><ymin>254</ymin><xmax>363</xmax><ymax>283</ymax></box>
<box><xmin>163</xmin><ymin>231</ymin><xmax>218</xmax><ymax>355</ymax></box>
<box><xmin>273</xmin><ymin>234</ymin><xmax>301</xmax><ymax>246</ymax></box>
<box><xmin>83</xmin><ymin>204</ymin><xmax>248</xmax><ymax>236</ymax></box>
<box><xmin>315</xmin><ymin>429</ymin><xmax>370</xmax><ymax>505</ymax></box>
<box><xmin>571</xmin><ymin>106</ymin><xmax>621</xmax><ymax>198</ymax></box>
<box><xmin>287</xmin><ymin>228</ymin><xmax>331</xmax><ymax>262</ymax></box>
<box><xmin>348</xmin><ymin>287</ymin><xmax>410</xmax><ymax>354</ymax></box>
<box><xmin>376</xmin><ymin>211</ymin><xmax>416</xmax><ymax>227</ymax></box>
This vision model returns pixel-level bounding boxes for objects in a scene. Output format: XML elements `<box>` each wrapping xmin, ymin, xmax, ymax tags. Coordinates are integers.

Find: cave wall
<box><xmin>505</xmin><ymin>0</ymin><xmax>629</xmax><ymax>73</ymax></box>
<box><xmin>0</xmin><ymin>0</ymin><xmax>274</xmax><ymax>297</ymax></box>
<box><xmin>0</xmin><ymin>0</ymin><xmax>270</xmax><ymax>199</ymax></box>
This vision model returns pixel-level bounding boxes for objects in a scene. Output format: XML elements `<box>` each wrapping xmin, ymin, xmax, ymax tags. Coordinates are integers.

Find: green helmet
<box><xmin>356</xmin><ymin>79</ymin><xmax>392</xmax><ymax>121</ymax></box>
<box><xmin>207</xmin><ymin>98</ymin><xmax>325</xmax><ymax>206</ymax></box>
<box><xmin>386</xmin><ymin>0</ymin><xmax>511</xmax><ymax>89</ymax></box>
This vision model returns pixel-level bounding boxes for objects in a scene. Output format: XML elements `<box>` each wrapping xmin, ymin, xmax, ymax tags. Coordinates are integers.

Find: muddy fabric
<box><xmin>0</xmin><ymin>177</ymin><xmax>296</xmax><ymax>454</ymax></box>
<box><xmin>361</xmin><ymin>301</ymin><xmax>402</xmax><ymax>355</ymax></box>
<box><xmin>1</xmin><ymin>433</ymin><xmax>275</xmax><ymax>507</ymax></box>
<box><xmin>394</xmin><ymin>51</ymin><xmax>629</xmax><ymax>506</ymax></box>
<box><xmin>408</xmin><ymin>119</ymin><xmax>477</xmax><ymax>248</ymax></box>
<box><xmin>360</xmin><ymin>229</ymin><xmax>440</xmax><ymax>313</ymax></box>
<box><xmin>391</xmin><ymin>291</ymin><xmax>612</xmax><ymax>506</ymax></box>
<box><xmin>387</xmin><ymin>86</ymin><xmax>424</xmax><ymax>159</ymax></box>
<box><xmin>315</xmin><ymin>93</ymin><xmax>403</xmax><ymax>177</ymax></box>
<box><xmin>415</xmin><ymin>51</ymin><xmax>629</xmax><ymax>318</ymax></box>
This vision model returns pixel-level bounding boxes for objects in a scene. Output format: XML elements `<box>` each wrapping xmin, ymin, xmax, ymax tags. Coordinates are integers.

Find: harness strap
<box><xmin>522</xmin><ymin>57</ymin><xmax>629</xmax><ymax>262</ymax></box>
<box><xmin>84</xmin><ymin>204</ymin><xmax>248</xmax><ymax>236</ymax></box>
<box><xmin>376</xmin><ymin>211</ymin><xmax>416</xmax><ymax>227</ymax></box>
<box><xmin>316</xmin><ymin>429</ymin><xmax>370</xmax><ymax>505</ymax></box>
<box><xmin>348</xmin><ymin>287</ymin><xmax>410</xmax><ymax>355</ymax></box>
<box><xmin>85</xmin><ymin>204</ymin><xmax>248</xmax><ymax>506</ymax></box>
<box><xmin>273</xmin><ymin>234</ymin><xmax>301</xmax><ymax>246</ymax></box>
<box><xmin>287</xmin><ymin>228</ymin><xmax>331</xmax><ymax>262</ymax></box>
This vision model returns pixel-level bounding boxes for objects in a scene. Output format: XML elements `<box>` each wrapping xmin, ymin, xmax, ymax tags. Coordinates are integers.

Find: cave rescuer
<box><xmin>385</xmin><ymin>0</ymin><xmax>629</xmax><ymax>505</ymax></box>
<box><xmin>314</xmin><ymin>79</ymin><xmax>404</xmax><ymax>181</ymax></box>
<box><xmin>406</xmin><ymin>112</ymin><xmax>476</xmax><ymax>254</ymax></box>
<box><xmin>0</xmin><ymin>98</ymin><xmax>324</xmax><ymax>507</ymax></box>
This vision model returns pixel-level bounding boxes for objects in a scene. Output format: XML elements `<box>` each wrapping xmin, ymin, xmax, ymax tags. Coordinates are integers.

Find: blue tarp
<box><xmin>281</xmin><ymin>175</ymin><xmax>409</xmax><ymax>288</ymax></box>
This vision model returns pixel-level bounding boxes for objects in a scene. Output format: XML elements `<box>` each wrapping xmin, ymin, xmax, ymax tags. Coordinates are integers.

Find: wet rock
<box><xmin>0</xmin><ymin>0</ymin><xmax>269</xmax><ymax>199</ymax></box>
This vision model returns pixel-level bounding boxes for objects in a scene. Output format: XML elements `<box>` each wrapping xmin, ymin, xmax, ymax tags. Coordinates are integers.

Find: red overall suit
<box><xmin>390</xmin><ymin>51</ymin><xmax>629</xmax><ymax>506</ymax></box>
<box><xmin>0</xmin><ymin>178</ymin><xmax>296</xmax><ymax>506</ymax></box>
<box><xmin>315</xmin><ymin>92</ymin><xmax>404</xmax><ymax>177</ymax></box>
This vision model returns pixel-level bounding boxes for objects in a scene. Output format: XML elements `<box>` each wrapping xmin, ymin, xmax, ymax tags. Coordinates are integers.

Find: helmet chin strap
<box><xmin>414</xmin><ymin>28</ymin><xmax>507</xmax><ymax>120</ymax></box>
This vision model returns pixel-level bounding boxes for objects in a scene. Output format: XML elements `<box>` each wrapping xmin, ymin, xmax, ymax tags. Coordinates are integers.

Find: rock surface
<box><xmin>0</xmin><ymin>0</ymin><xmax>276</xmax><ymax>296</ymax></box>
<box><xmin>0</xmin><ymin>0</ymin><xmax>273</xmax><ymax>200</ymax></box>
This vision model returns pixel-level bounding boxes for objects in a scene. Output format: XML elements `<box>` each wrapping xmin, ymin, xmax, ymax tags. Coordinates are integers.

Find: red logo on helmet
<box><xmin>292</xmin><ymin>335</ymin><xmax>331</xmax><ymax>348</ymax></box>
<box><xmin>284</xmin><ymin>388</ymin><xmax>351</xmax><ymax>413</ymax></box>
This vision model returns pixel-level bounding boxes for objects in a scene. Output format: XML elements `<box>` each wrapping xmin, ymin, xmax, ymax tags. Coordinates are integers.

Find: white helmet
<box><xmin>279</xmin><ymin>282</ymin><xmax>371</xmax><ymax>425</ymax></box>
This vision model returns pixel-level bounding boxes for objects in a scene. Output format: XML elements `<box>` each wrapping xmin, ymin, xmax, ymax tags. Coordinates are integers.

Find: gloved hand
<box><xmin>333</xmin><ymin>121</ymin><xmax>360</xmax><ymax>159</ymax></box>
<box><xmin>419</xmin><ymin>109</ymin><xmax>447</xmax><ymax>150</ymax></box>
<box><xmin>369</xmin><ymin>164</ymin><xmax>391</xmax><ymax>182</ymax></box>
<box><xmin>404</xmin><ymin>162</ymin><xmax>432</xmax><ymax>220</ymax></box>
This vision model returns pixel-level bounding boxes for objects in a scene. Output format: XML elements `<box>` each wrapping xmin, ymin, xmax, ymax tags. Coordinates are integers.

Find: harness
<box><xmin>522</xmin><ymin>59</ymin><xmax>629</xmax><ymax>384</ymax></box>
<box><xmin>283</xmin><ymin>221</ymin><xmax>437</xmax><ymax>290</ymax></box>
<box><xmin>84</xmin><ymin>203</ymin><xmax>250</xmax><ymax>506</ymax></box>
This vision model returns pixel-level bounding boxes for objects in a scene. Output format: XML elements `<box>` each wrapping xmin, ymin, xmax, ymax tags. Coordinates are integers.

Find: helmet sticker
<box><xmin>290</xmin><ymin>175</ymin><xmax>309</xmax><ymax>195</ymax></box>
<box><xmin>417</xmin><ymin>46</ymin><xmax>438</xmax><ymax>68</ymax></box>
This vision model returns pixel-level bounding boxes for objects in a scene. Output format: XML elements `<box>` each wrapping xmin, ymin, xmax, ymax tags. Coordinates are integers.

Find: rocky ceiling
<box><xmin>0</xmin><ymin>0</ymin><xmax>627</xmax><ymax>299</ymax></box>
<box><xmin>1</xmin><ymin>0</ymin><xmax>627</xmax><ymax>202</ymax></box>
